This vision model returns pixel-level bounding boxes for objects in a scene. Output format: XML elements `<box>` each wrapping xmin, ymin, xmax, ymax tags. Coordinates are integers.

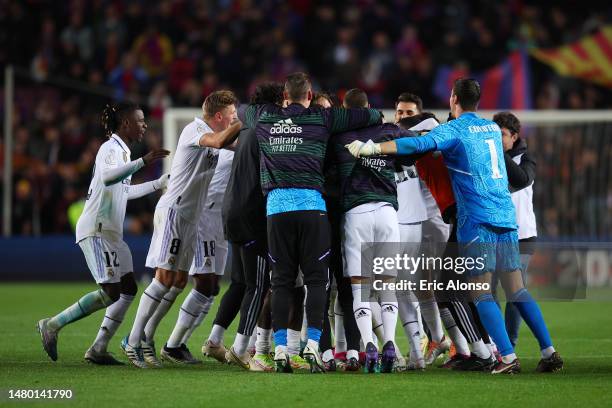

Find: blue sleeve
<box><xmin>426</xmin><ymin>123</ymin><xmax>458</xmax><ymax>151</ymax></box>
<box><xmin>395</xmin><ymin>135</ymin><xmax>436</xmax><ymax>155</ymax></box>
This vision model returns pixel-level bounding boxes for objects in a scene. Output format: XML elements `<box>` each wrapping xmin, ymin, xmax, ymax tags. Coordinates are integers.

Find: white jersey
<box><xmin>396</xmin><ymin>165</ymin><xmax>427</xmax><ymax>224</ymax></box>
<box><xmin>511</xmin><ymin>153</ymin><xmax>537</xmax><ymax>239</ymax></box>
<box><xmin>156</xmin><ymin>117</ymin><xmax>219</xmax><ymax>221</ymax></box>
<box><xmin>76</xmin><ymin>134</ymin><xmax>136</xmax><ymax>242</ymax></box>
<box><xmin>202</xmin><ymin>149</ymin><xmax>234</xmax><ymax>213</ymax></box>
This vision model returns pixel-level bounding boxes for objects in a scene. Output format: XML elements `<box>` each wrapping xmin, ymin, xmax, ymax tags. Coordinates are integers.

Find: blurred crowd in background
<box><xmin>0</xmin><ymin>0</ymin><xmax>611</xmax><ymax>238</ymax></box>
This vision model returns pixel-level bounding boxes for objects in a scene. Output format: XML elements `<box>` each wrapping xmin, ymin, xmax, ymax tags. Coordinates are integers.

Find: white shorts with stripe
<box><xmin>146</xmin><ymin>206</ymin><xmax>196</xmax><ymax>272</ymax></box>
<box><xmin>79</xmin><ymin>233</ymin><xmax>133</xmax><ymax>284</ymax></box>
<box><xmin>342</xmin><ymin>203</ymin><xmax>400</xmax><ymax>278</ymax></box>
<box><xmin>189</xmin><ymin>210</ymin><xmax>229</xmax><ymax>276</ymax></box>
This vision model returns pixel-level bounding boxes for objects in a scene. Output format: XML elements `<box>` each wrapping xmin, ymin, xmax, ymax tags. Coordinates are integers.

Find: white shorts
<box><xmin>146</xmin><ymin>206</ymin><xmax>196</xmax><ymax>272</ymax></box>
<box><xmin>79</xmin><ymin>234</ymin><xmax>133</xmax><ymax>284</ymax></box>
<box><xmin>421</xmin><ymin>212</ymin><xmax>451</xmax><ymax>259</ymax></box>
<box><xmin>189</xmin><ymin>210</ymin><xmax>229</xmax><ymax>276</ymax></box>
<box><xmin>342</xmin><ymin>204</ymin><xmax>400</xmax><ymax>278</ymax></box>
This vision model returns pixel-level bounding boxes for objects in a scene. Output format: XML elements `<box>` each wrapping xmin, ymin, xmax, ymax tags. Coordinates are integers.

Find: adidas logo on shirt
<box><xmin>270</xmin><ymin>118</ymin><xmax>303</xmax><ymax>134</ymax></box>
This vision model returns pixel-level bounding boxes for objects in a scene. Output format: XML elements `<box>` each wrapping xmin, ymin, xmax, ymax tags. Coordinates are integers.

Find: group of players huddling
<box><xmin>37</xmin><ymin>72</ymin><xmax>564</xmax><ymax>375</ymax></box>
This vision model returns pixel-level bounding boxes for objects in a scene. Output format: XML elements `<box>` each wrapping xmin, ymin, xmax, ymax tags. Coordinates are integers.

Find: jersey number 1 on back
<box><xmin>484</xmin><ymin>139</ymin><xmax>503</xmax><ymax>180</ymax></box>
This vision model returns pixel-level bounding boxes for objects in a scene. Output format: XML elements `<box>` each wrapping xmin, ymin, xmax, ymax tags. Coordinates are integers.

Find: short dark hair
<box><xmin>452</xmin><ymin>78</ymin><xmax>480</xmax><ymax>111</ymax></box>
<box><xmin>101</xmin><ymin>101</ymin><xmax>139</xmax><ymax>137</ymax></box>
<box><xmin>396</xmin><ymin>92</ymin><xmax>423</xmax><ymax>112</ymax></box>
<box><xmin>284</xmin><ymin>72</ymin><xmax>311</xmax><ymax>101</ymax></box>
<box><xmin>312</xmin><ymin>92</ymin><xmax>334</xmax><ymax>107</ymax></box>
<box><xmin>250</xmin><ymin>82</ymin><xmax>284</xmax><ymax>105</ymax></box>
<box><xmin>493</xmin><ymin>111</ymin><xmax>521</xmax><ymax>135</ymax></box>
<box><xmin>343</xmin><ymin>88</ymin><xmax>368</xmax><ymax>108</ymax></box>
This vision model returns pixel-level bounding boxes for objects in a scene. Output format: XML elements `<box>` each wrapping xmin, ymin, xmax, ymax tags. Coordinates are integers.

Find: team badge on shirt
<box><xmin>123</xmin><ymin>152</ymin><xmax>128</xmax><ymax>163</ymax></box>
<box><xmin>107</xmin><ymin>268</ymin><xmax>115</xmax><ymax>277</ymax></box>
<box><xmin>168</xmin><ymin>256</ymin><xmax>176</xmax><ymax>265</ymax></box>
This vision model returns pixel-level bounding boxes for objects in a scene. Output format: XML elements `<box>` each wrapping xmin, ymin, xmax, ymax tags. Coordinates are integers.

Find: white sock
<box><xmin>333</xmin><ymin>297</ymin><xmax>347</xmax><ymax>353</ymax></box>
<box><xmin>470</xmin><ymin>339</ymin><xmax>492</xmax><ymax>359</ymax></box>
<box><xmin>255</xmin><ymin>327</ymin><xmax>271</xmax><ymax>355</ymax></box>
<box><xmin>380</xmin><ymin>285</ymin><xmax>398</xmax><ymax>345</ymax></box>
<box><xmin>502</xmin><ymin>352</ymin><xmax>517</xmax><ymax>364</ymax></box>
<box><xmin>420</xmin><ymin>299</ymin><xmax>444</xmax><ymax>343</ymax></box>
<box><xmin>208</xmin><ymin>324</ymin><xmax>226</xmax><ymax>345</ymax></box>
<box><xmin>128</xmin><ymin>279</ymin><xmax>169</xmax><ymax>346</ymax></box>
<box><xmin>247</xmin><ymin>331</ymin><xmax>257</xmax><ymax>353</ymax></box>
<box><xmin>306</xmin><ymin>338</ymin><xmax>319</xmax><ymax>351</ymax></box>
<box><xmin>300</xmin><ymin>309</ymin><xmax>308</xmax><ymax>344</ymax></box>
<box><xmin>167</xmin><ymin>289</ymin><xmax>211</xmax><ymax>348</ymax></box>
<box><xmin>398</xmin><ymin>293</ymin><xmax>423</xmax><ymax>360</ymax></box>
<box><xmin>287</xmin><ymin>329</ymin><xmax>301</xmax><ymax>356</ymax></box>
<box><xmin>347</xmin><ymin>349</ymin><xmax>359</xmax><ymax>361</ymax></box>
<box><xmin>92</xmin><ymin>294</ymin><xmax>134</xmax><ymax>353</ymax></box>
<box><xmin>143</xmin><ymin>285</ymin><xmax>182</xmax><ymax>343</ymax></box>
<box><xmin>232</xmin><ymin>333</ymin><xmax>251</xmax><ymax>356</ymax></box>
<box><xmin>440</xmin><ymin>307</ymin><xmax>470</xmax><ymax>356</ymax></box>
<box><xmin>541</xmin><ymin>346</ymin><xmax>555</xmax><ymax>359</ymax></box>
<box><xmin>351</xmin><ymin>284</ymin><xmax>374</xmax><ymax>345</ymax></box>
<box><xmin>370</xmin><ymin>300</ymin><xmax>384</xmax><ymax>341</ymax></box>
<box><xmin>322</xmin><ymin>349</ymin><xmax>334</xmax><ymax>362</ymax></box>
<box><xmin>180</xmin><ymin>296</ymin><xmax>213</xmax><ymax>345</ymax></box>
<box><xmin>487</xmin><ymin>341</ymin><xmax>498</xmax><ymax>356</ymax></box>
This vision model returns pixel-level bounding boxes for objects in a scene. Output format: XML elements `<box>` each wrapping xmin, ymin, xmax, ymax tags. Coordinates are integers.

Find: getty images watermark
<box><xmin>355</xmin><ymin>241</ymin><xmax>592</xmax><ymax>302</ymax></box>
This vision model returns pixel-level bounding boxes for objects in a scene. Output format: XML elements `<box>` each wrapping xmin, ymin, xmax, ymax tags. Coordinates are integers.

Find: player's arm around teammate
<box><xmin>37</xmin><ymin>102</ymin><xmax>169</xmax><ymax>364</ymax></box>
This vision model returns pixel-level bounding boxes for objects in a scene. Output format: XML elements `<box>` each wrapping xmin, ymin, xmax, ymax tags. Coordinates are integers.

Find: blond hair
<box><xmin>203</xmin><ymin>90</ymin><xmax>238</xmax><ymax>118</ymax></box>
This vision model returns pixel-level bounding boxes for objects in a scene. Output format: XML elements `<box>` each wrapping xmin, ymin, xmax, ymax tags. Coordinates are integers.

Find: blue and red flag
<box><xmin>433</xmin><ymin>50</ymin><xmax>532</xmax><ymax>110</ymax></box>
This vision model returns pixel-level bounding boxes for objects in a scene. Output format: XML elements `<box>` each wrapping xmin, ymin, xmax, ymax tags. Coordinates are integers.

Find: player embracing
<box><xmin>37</xmin><ymin>102</ymin><xmax>170</xmax><ymax>364</ymax></box>
<box><xmin>121</xmin><ymin>91</ymin><xmax>241</xmax><ymax>368</ymax></box>
<box><xmin>346</xmin><ymin>78</ymin><xmax>563</xmax><ymax>374</ymax></box>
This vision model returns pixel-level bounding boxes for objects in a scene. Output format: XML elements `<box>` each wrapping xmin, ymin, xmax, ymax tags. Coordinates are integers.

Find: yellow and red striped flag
<box><xmin>531</xmin><ymin>26</ymin><xmax>612</xmax><ymax>88</ymax></box>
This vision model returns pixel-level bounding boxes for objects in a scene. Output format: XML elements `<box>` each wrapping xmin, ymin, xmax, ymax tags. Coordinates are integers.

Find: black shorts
<box><xmin>267</xmin><ymin>210</ymin><xmax>331</xmax><ymax>288</ymax></box>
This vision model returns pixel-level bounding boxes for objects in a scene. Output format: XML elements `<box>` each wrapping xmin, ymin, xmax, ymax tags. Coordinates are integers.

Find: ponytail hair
<box><xmin>101</xmin><ymin>101</ymin><xmax>139</xmax><ymax>137</ymax></box>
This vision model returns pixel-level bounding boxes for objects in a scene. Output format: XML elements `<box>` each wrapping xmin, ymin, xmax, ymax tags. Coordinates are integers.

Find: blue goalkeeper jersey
<box><xmin>395</xmin><ymin>112</ymin><xmax>517</xmax><ymax>230</ymax></box>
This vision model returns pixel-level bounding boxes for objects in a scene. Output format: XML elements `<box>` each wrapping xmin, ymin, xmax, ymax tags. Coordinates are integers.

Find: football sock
<box><xmin>322</xmin><ymin>349</ymin><xmax>334</xmax><ymax>362</ymax></box>
<box><xmin>167</xmin><ymin>289</ymin><xmax>212</xmax><ymax>348</ymax></box>
<box><xmin>351</xmin><ymin>284</ymin><xmax>374</xmax><ymax>345</ymax></box>
<box><xmin>48</xmin><ymin>289</ymin><xmax>113</xmax><ymax>331</ymax></box>
<box><xmin>420</xmin><ymin>299</ymin><xmax>444</xmax><ymax>343</ymax></box>
<box><xmin>398</xmin><ymin>294</ymin><xmax>423</xmax><ymax>360</ymax></box>
<box><xmin>92</xmin><ymin>293</ymin><xmax>134</xmax><ymax>352</ymax></box>
<box><xmin>510</xmin><ymin>288</ymin><xmax>554</xmax><ymax>355</ymax></box>
<box><xmin>334</xmin><ymin>297</ymin><xmax>347</xmax><ymax>353</ymax></box>
<box><xmin>128</xmin><ymin>279</ymin><xmax>169</xmax><ymax>347</ymax></box>
<box><xmin>474</xmin><ymin>293</ymin><xmax>514</xmax><ymax>357</ymax></box>
<box><xmin>232</xmin><ymin>333</ymin><xmax>251</xmax><ymax>356</ymax></box>
<box><xmin>255</xmin><ymin>327</ymin><xmax>272</xmax><ymax>355</ymax></box>
<box><xmin>208</xmin><ymin>324</ymin><xmax>226</xmax><ymax>345</ymax></box>
<box><xmin>370</xmin><ymin>300</ymin><xmax>384</xmax><ymax>341</ymax></box>
<box><xmin>274</xmin><ymin>329</ymin><xmax>288</xmax><ymax>347</ymax></box>
<box><xmin>287</xmin><ymin>329</ymin><xmax>301</xmax><ymax>356</ymax></box>
<box><xmin>247</xmin><ymin>331</ymin><xmax>257</xmax><ymax>353</ymax></box>
<box><xmin>380</xmin><ymin>301</ymin><xmax>399</xmax><ymax>344</ymax></box>
<box><xmin>440</xmin><ymin>307</ymin><xmax>470</xmax><ymax>356</ymax></box>
<box><xmin>181</xmin><ymin>296</ymin><xmax>214</xmax><ymax>345</ymax></box>
<box><xmin>143</xmin><ymin>285</ymin><xmax>182</xmax><ymax>343</ymax></box>
<box><xmin>470</xmin><ymin>339</ymin><xmax>492</xmax><ymax>359</ymax></box>
<box><xmin>307</xmin><ymin>327</ymin><xmax>322</xmax><ymax>343</ymax></box>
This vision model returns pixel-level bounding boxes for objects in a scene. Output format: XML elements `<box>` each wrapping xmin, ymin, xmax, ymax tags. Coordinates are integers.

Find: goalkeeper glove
<box><xmin>345</xmin><ymin>139</ymin><xmax>381</xmax><ymax>158</ymax></box>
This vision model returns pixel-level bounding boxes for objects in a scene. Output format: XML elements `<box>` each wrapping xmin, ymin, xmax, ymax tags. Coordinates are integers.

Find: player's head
<box><xmin>284</xmin><ymin>72</ymin><xmax>312</xmax><ymax>107</ymax></box>
<box><xmin>493</xmin><ymin>111</ymin><xmax>521</xmax><ymax>152</ymax></box>
<box><xmin>312</xmin><ymin>92</ymin><xmax>333</xmax><ymax>108</ymax></box>
<box><xmin>203</xmin><ymin>90</ymin><xmax>238</xmax><ymax>131</ymax></box>
<box><xmin>343</xmin><ymin>88</ymin><xmax>369</xmax><ymax>109</ymax></box>
<box><xmin>101</xmin><ymin>101</ymin><xmax>146</xmax><ymax>142</ymax></box>
<box><xmin>450</xmin><ymin>78</ymin><xmax>480</xmax><ymax>116</ymax></box>
<box><xmin>250</xmin><ymin>82</ymin><xmax>284</xmax><ymax>106</ymax></box>
<box><xmin>395</xmin><ymin>93</ymin><xmax>422</xmax><ymax>123</ymax></box>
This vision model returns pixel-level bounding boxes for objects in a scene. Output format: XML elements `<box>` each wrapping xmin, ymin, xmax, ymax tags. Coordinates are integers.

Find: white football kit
<box><xmin>146</xmin><ymin>118</ymin><xmax>219</xmax><ymax>272</ymax></box>
<box><xmin>190</xmin><ymin>148</ymin><xmax>234</xmax><ymax>276</ymax></box>
<box><xmin>77</xmin><ymin>134</ymin><xmax>163</xmax><ymax>284</ymax></box>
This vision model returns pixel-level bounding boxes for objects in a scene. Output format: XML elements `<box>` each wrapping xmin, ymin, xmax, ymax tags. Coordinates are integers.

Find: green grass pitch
<box><xmin>2</xmin><ymin>283</ymin><xmax>612</xmax><ymax>407</ymax></box>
